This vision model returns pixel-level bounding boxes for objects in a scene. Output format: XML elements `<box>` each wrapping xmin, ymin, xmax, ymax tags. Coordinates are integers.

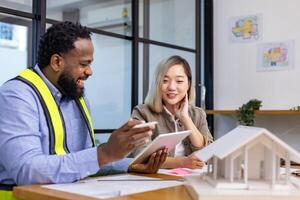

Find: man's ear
<box><xmin>50</xmin><ymin>54</ymin><xmax>63</xmax><ymax>72</ymax></box>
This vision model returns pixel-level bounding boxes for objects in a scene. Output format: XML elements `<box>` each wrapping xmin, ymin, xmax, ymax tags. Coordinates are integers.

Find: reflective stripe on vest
<box><xmin>0</xmin><ymin>184</ymin><xmax>18</xmax><ymax>200</ymax></box>
<box><xmin>0</xmin><ymin>190</ymin><xmax>19</xmax><ymax>200</ymax></box>
<box><xmin>17</xmin><ymin>68</ymin><xmax>95</xmax><ymax>155</ymax></box>
<box><xmin>77</xmin><ymin>98</ymin><xmax>95</xmax><ymax>145</ymax></box>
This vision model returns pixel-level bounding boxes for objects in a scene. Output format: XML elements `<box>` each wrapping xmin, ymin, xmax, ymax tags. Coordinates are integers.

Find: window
<box><xmin>0</xmin><ymin>0</ymin><xmax>203</xmax><ymax>138</ymax></box>
<box><xmin>0</xmin><ymin>15</ymin><xmax>32</xmax><ymax>85</ymax></box>
<box><xmin>139</xmin><ymin>0</ymin><xmax>195</xmax><ymax>48</ymax></box>
<box><xmin>46</xmin><ymin>0</ymin><xmax>132</xmax><ymax>36</ymax></box>
<box><xmin>0</xmin><ymin>0</ymin><xmax>32</xmax><ymax>13</ymax></box>
<box><xmin>86</xmin><ymin>34</ymin><xmax>132</xmax><ymax>129</ymax></box>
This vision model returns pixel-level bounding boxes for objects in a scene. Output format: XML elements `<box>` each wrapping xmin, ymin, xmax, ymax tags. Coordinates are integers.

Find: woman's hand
<box><xmin>175</xmin><ymin>94</ymin><xmax>189</xmax><ymax>120</ymax></box>
<box><xmin>179</xmin><ymin>154</ymin><xmax>204</xmax><ymax>169</ymax></box>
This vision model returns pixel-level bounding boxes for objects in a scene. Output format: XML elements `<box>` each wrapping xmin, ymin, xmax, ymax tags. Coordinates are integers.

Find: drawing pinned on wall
<box><xmin>257</xmin><ymin>40</ymin><xmax>294</xmax><ymax>71</ymax></box>
<box><xmin>229</xmin><ymin>14</ymin><xmax>262</xmax><ymax>43</ymax></box>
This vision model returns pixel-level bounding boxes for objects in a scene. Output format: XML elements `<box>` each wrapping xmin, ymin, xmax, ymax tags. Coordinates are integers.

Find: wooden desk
<box><xmin>13</xmin><ymin>173</ymin><xmax>193</xmax><ymax>200</ymax></box>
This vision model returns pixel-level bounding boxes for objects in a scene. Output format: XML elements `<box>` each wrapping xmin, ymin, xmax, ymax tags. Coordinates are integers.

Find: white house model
<box><xmin>193</xmin><ymin>126</ymin><xmax>300</xmax><ymax>190</ymax></box>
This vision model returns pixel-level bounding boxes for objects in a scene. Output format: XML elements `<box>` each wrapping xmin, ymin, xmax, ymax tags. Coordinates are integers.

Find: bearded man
<box><xmin>0</xmin><ymin>21</ymin><xmax>166</xmax><ymax>199</ymax></box>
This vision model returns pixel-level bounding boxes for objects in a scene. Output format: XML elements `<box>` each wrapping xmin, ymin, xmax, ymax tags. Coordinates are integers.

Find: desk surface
<box><xmin>13</xmin><ymin>173</ymin><xmax>193</xmax><ymax>200</ymax></box>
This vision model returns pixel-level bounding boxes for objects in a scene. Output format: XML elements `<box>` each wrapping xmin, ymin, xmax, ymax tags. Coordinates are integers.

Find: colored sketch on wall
<box><xmin>229</xmin><ymin>14</ymin><xmax>262</xmax><ymax>42</ymax></box>
<box><xmin>257</xmin><ymin>40</ymin><xmax>294</xmax><ymax>71</ymax></box>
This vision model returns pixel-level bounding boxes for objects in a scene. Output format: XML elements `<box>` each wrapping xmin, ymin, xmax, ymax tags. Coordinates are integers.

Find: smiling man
<box><xmin>0</xmin><ymin>21</ymin><xmax>167</xmax><ymax>199</ymax></box>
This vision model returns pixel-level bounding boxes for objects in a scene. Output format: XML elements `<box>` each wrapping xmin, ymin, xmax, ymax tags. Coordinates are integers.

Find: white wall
<box><xmin>214</xmin><ymin>0</ymin><xmax>300</xmax><ymax>110</ymax></box>
<box><xmin>213</xmin><ymin>0</ymin><xmax>300</xmax><ymax>151</ymax></box>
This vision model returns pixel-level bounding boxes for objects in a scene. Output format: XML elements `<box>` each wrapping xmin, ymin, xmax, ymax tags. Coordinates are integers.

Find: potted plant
<box><xmin>237</xmin><ymin>99</ymin><xmax>262</xmax><ymax>126</ymax></box>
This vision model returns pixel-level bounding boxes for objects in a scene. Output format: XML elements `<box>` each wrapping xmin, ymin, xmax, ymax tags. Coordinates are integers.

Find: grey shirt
<box><xmin>131</xmin><ymin>104</ymin><xmax>213</xmax><ymax>156</ymax></box>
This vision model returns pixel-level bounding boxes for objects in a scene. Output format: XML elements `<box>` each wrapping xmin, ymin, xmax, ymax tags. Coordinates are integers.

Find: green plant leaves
<box><xmin>237</xmin><ymin>99</ymin><xmax>262</xmax><ymax>126</ymax></box>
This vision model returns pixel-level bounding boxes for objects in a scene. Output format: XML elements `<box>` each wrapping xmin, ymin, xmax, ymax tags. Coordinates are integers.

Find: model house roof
<box><xmin>195</xmin><ymin>126</ymin><xmax>300</xmax><ymax>163</ymax></box>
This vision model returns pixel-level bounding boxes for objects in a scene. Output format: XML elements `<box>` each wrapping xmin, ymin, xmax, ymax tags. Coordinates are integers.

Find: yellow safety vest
<box><xmin>0</xmin><ymin>190</ymin><xmax>18</xmax><ymax>200</ymax></box>
<box><xmin>0</xmin><ymin>182</ymin><xmax>18</xmax><ymax>200</ymax></box>
<box><xmin>0</xmin><ymin>68</ymin><xmax>97</xmax><ymax>200</ymax></box>
<box><xmin>0</xmin><ymin>69</ymin><xmax>95</xmax><ymax>200</ymax></box>
<box><xmin>17</xmin><ymin>68</ymin><xmax>96</xmax><ymax>154</ymax></box>
<box><xmin>0</xmin><ymin>68</ymin><xmax>96</xmax><ymax>200</ymax></box>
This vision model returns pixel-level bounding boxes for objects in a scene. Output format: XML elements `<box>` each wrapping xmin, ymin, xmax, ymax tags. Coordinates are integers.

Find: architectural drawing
<box><xmin>257</xmin><ymin>40</ymin><xmax>294</xmax><ymax>71</ymax></box>
<box><xmin>229</xmin><ymin>15</ymin><xmax>262</xmax><ymax>42</ymax></box>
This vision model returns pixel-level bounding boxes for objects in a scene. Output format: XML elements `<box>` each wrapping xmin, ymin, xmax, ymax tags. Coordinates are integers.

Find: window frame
<box><xmin>0</xmin><ymin>0</ymin><xmax>214</xmax><ymax>135</ymax></box>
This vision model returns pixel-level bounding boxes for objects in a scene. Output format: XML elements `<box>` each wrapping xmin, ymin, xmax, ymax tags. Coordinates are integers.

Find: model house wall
<box><xmin>194</xmin><ymin>126</ymin><xmax>300</xmax><ymax>189</ymax></box>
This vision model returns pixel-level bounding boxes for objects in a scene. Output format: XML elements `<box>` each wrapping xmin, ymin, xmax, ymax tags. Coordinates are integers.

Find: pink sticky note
<box><xmin>169</xmin><ymin>168</ymin><xmax>192</xmax><ymax>175</ymax></box>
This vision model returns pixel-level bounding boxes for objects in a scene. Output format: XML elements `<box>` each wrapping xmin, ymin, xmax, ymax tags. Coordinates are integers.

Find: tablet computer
<box><xmin>130</xmin><ymin>130</ymin><xmax>191</xmax><ymax>165</ymax></box>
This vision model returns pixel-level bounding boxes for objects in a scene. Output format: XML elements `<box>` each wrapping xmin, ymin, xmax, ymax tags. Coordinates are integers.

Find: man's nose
<box><xmin>85</xmin><ymin>66</ymin><xmax>93</xmax><ymax>77</ymax></box>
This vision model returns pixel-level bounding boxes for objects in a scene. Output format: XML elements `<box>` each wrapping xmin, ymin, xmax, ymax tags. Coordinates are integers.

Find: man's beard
<box><xmin>57</xmin><ymin>71</ymin><xmax>84</xmax><ymax>99</ymax></box>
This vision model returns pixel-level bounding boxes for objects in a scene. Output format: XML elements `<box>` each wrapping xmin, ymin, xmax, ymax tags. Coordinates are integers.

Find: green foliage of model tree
<box><xmin>237</xmin><ymin>99</ymin><xmax>262</xmax><ymax>126</ymax></box>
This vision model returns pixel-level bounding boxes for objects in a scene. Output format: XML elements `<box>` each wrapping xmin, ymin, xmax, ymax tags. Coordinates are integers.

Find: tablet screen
<box><xmin>130</xmin><ymin>130</ymin><xmax>191</xmax><ymax>165</ymax></box>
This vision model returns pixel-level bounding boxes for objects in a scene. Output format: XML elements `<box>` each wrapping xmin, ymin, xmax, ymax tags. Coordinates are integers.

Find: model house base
<box><xmin>185</xmin><ymin>175</ymin><xmax>300</xmax><ymax>200</ymax></box>
<box><xmin>186</xmin><ymin>126</ymin><xmax>300</xmax><ymax>199</ymax></box>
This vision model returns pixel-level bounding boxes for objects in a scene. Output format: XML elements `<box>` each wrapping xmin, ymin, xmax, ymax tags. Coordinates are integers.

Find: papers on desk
<box><xmin>158</xmin><ymin>165</ymin><xmax>208</xmax><ymax>177</ymax></box>
<box><xmin>43</xmin><ymin>174</ymin><xmax>183</xmax><ymax>199</ymax></box>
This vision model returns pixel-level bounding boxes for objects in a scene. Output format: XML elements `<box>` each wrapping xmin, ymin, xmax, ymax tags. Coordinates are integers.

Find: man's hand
<box><xmin>97</xmin><ymin>119</ymin><xmax>154</xmax><ymax>166</ymax></box>
<box><xmin>128</xmin><ymin>148</ymin><xmax>168</xmax><ymax>174</ymax></box>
